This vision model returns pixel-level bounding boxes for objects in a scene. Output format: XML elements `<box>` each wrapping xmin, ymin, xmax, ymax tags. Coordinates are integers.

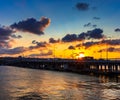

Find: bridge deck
<box><xmin>0</xmin><ymin>58</ymin><xmax>120</xmax><ymax>75</ymax></box>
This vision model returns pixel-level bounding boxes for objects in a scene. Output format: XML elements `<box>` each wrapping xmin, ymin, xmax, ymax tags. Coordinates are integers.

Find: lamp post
<box><xmin>106</xmin><ymin>44</ymin><xmax>108</xmax><ymax>60</ymax></box>
<box><xmin>106</xmin><ymin>37</ymin><xmax>111</xmax><ymax>60</ymax></box>
<box><xmin>53</xmin><ymin>44</ymin><xmax>56</xmax><ymax>59</ymax></box>
<box><xmin>63</xmin><ymin>49</ymin><xmax>67</xmax><ymax>59</ymax></box>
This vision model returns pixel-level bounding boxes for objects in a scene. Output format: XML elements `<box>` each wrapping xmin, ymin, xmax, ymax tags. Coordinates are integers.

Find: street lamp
<box><xmin>106</xmin><ymin>37</ymin><xmax>111</xmax><ymax>60</ymax></box>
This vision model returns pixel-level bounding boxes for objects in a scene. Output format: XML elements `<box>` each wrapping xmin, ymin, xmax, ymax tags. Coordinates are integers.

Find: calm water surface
<box><xmin>0</xmin><ymin>66</ymin><xmax>120</xmax><ymax>100</ymax></box>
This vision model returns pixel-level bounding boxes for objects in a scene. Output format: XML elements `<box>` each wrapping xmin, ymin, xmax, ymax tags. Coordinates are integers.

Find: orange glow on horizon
<box><xmin>79</xmin><ymin>53</ymin><xmax>85</xmax><ymax>58</ymax></box>
<box><xmin>75</xmin><ymin>52</ymin><xmax>85</xmax><ymax>59</ymax></box>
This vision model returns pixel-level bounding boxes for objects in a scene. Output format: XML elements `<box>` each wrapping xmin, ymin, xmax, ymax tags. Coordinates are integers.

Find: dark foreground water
<box><xmin>0</xmin><ymin>66</ymin><xmax>120</xmax><ymax>100</ymax></box>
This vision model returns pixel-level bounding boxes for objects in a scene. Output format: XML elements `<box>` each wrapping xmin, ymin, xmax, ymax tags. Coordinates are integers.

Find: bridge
<box><xmin>0</xmin><ymin>57</ymin><xmax>120</xmax><ymax>75</ymax></box>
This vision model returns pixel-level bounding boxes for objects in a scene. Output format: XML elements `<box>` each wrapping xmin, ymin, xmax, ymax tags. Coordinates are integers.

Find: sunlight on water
<box><xmin>0</xmin><ymin>66</ymin><xmax>120</xmax><ymax>100</ymax></box>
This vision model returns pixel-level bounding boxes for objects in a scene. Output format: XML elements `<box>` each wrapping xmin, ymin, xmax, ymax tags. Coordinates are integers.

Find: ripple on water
<box><xmin>0</xmin><ymin>66</ymin><xmax>120</xmax><ymax>100</ymax></box>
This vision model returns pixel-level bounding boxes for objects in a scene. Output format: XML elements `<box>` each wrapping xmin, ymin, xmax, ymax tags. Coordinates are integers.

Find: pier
<box><xmin>0</xmin><ymin>57</ymin><xmax>120</xmax><ymax>75</ymax></box>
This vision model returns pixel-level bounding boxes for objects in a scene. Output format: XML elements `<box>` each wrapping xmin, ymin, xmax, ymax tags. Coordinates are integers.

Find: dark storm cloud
<box><xmin>115</xmin><ymin>28</ymin><xmax>120</xmax><ymax>32</ymax></box>
<box><xmin>29</xmin><ymin>40</ymin><xmax>47</xmax><ymax>50</ymax></box>
<box><xmin>93</xmin><ymin>17</ymin><xmax>100</xmax><ymax>20</ymax></box>
<box><xmin>87</xmin><ymin>28</ymin><xmax>104</xmax><ymax>39</ymax></box>
<box><xmin>62</xmin><ymin>34</ymin><xmax>77</xmax><ymax>42</ymax></box>
<box><xmin>32</xmin><ymin>40</ymin><xmax>47</xmax><ymax>46</ymax></box>
<box><xmin>49</xmin><ymin>38</ymin><xmax>60</xmax><ymax>43</ymax></box>
<box><xmin>78</xmin><ymin>32</ymin><xmax>87</xmax><ymax>41</ymax></box>
<box><xmin>10</xmin><ymin>17</ymin><xmax>51</xmax><ymax>35</ymax></box>
<box><xmin>0</xmin><ymin>26</ymin><xmax>13</xmax><ymax>34</ymax></box>
<box><xmin>82</xmin><ymin>39</ymin><xmax>120</xmax><ymax>49</ymax></box>
<box><xmin>76</xmin><ymin>2</ymin><xmax>89</xmax><ymax>11</ymax></box>
<box><xmin>11</xmin><ymin>34</ymin><xmax>22</xmax><ymax>39</ymax></box>
<box><xmin>83</xmin><ymin>41</ymin><xmax>99</xmax><ymax>48</ymax></box>
<box><xmin>0</xmin><ymin>46</ymin><xmax>27</xmax><ymax>54</ymax></box>
<box><xmin>108</xmin><ymin>47</ymin><xmax>120</xmax><ymax>52</ymax></box>
<box><xmin>0</xmin><ymin>26</ymin><xmax>13</xmax><ymax>39</ymax></box>
<box><xmin>68</xmin><ymin>45</ymin><xmax>75</xmax><ymax>50</ymax></box>
<box><xmin>80</xmin><ymin>39</ymin><xmax>120</xmax><ymax>49</ymax></box>
<box><xmin>98</xmin><ymin>47</ymin><xmax>120</xmax><ymax>53</ymax></box>
<box><xmin>62</xmin><ymin>28</ymin><xmax>104</xmax><ymax>42</ymax></box>
<box><xmin>101</xmin><ymin>39</ymin><xmax>120</xmax><ymax>45</ymax></box>
<box><xmin>0</xmin><ymin>26</ymin><xmax>14</xmax><ymax>48</ymax></box>
<box><xmin>29</xmin><ymin>50</ymin><xmax>53</xmax><ymax>57</ymax></box>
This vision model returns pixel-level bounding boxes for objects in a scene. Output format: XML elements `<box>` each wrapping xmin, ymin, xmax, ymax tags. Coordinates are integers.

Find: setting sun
<box><xmin>79</xmin><ymin>52</ymin><xmax>85</xmax><ymax>58</ymax></box>
<box><xmin>76</xmin><ymin>52</ymin><xmax>85</xmax><ymax>59</ymax></box>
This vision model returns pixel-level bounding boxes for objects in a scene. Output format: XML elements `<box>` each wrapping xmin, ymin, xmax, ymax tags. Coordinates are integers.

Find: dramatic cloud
<box><xmin>115</xmin><ymin>28</ymin><xmax>120</xmax><ymax>32</ymax></box>
<box><xmin>68</xmin><ymin>45</ymin><xmax>75</xmax><ymax>50</ymax></box>
<box><xmin>76</xmin><ymin>39</ymin><xmax>120</xmax><ymax>49</ymax></box>
<box><xmin>62</xmin><ymin>34</ymin><xmax>77</xmax><ymax>42</ymax></box>
<box><xmin>76</xmin><ymin>2</ymin><xmax>89</xmax><ymax>11</ymax></box>
<box><xmin>101</xmin><ymin>39</ymin><xmax>120</xmax><ymax>45</ymax></box>
<box><xmin>0</xmin><ymin>46</ymin><xmax>27</xmax><ymax>54</ymax></box>
<box><xmin>69</xmin><ymin>41</ymin><xmax>98</xmax><ymax>50</ymax></box>
<box><xmin>0</xmin><ymin>16</ymin><xmax>50</xmax><ymax>50</ymax></box>
<box><xmin>49</xmin><ymin>38</ymin><xmax>60</xmax><ymax>43</ymax></box>
<box><xmin>32</xmin><ymin>40</ymin><xmax>47</xmax><ymax>46</ymax></box>
<box><xmin>0</xmin><ymin>26</ymin><xmax>13</xmax><ymax>41</ymax></box>
<box><xmin>93</xmin><ymin>17</ymin><xmax>100</xmax><ymax>20</ymax></box>
<box><xmin>29</xmin><ymin>40</ymin><xmax>47</xmax><ymax>50</ymax></box>
<box><xmin>11</xmin><ymin>34</ymin><xmax>22</xmax><ymax>39</ymax></box>
<box><xmin>81</xmin><ymin>39</ymin><xmax>120</xmax><ymax>49</ymax></box>
<box><xmin>0</xmin><ymin>26</ymin><xmax>14</xmax><ymax>48</ymax></box>
<box><xmin>29</xmin><ymin>50</ymin><xmax>53</xmax><ymax>57</ymax></box>
<box><xmin>10</xmin><ymin>17</ymin><xmax>51</xmax><ymax>35</ymax></box>
<box><xmin>83</xmin><ymin>41</ymin><xmax>99</xmax><ymax>49</ymax></box>
<box><xmin>98</xmin><ymin>47</ymin><xmax>120</xmax><ymax>53</ymax></box>
<box><xmin>62</xmin><ymin>28</ymin><xmax>104</xmax><ymax>42</ymax></box>
<box><xmin>107</xmin><ymin>47</ymin><xmax>120</xmax><ymax>52</ymax></box>
<box><xmin>78</xmin><ymin>32</ymin><xmax>87</xmax><ymax>41</ymax></box>
<box><xmin>87</xmin><ymin>28</ymin><xmax>104</xmax><ymax>39</ymax></box>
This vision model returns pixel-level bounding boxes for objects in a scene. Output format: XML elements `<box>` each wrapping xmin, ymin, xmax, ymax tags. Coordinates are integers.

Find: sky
<box><xmin>0</xmin><ymin>0</ymin><xmax>120</xmax><ymax>59</ymax></box>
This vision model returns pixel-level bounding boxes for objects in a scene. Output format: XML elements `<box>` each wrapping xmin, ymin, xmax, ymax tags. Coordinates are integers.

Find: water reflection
<box><xmin>17</xmin><ymin>92</ymin><xmax>43</xmax><ymax>100</ymax></box>
<box><xmin>0</xmin><ymin>66</ymin><xmax>120</xmax><ymax>100</ymax></box>
<box><xmin>99</xmin><ymin>75</ymin><xmax>120</xmax><ymax>83</ymax></box>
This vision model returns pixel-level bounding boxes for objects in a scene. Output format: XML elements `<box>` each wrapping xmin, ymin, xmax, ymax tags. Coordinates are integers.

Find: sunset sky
<box><xmin>0</xmin><ymin>0</ymin><xmax>120</xmax><ymax>59</ymax></box>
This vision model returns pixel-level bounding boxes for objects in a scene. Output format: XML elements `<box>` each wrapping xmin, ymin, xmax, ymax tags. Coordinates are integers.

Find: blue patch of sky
<box><xmin>0</xmin><ymin>0</ymin><xmax>120</xmax><ymax>38</ymax></box>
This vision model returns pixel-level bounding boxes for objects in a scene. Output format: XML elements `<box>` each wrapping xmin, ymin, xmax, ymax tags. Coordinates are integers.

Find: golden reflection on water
<box><xmin>4</xmin><ymin>67</ymin><xmax>85</xmax><ymax>100</ymax></box>
<box><xmin>0</xmin><ymin>66</ymin><xmax>120</xmax><ymax>100</ymax></box>
<box><xmin>99</xmin><ymin>75</ymin><xmax>109</xmax><ymax>83</ymax></box>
